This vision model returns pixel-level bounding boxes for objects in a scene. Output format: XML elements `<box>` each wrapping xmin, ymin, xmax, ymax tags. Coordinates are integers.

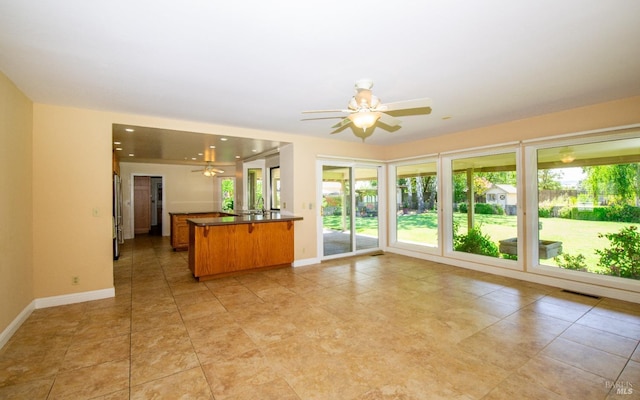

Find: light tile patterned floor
<box><xmin>1</xmin><ymin>235</ymin><xmax>639</xmax><ymax>399</ymax></box>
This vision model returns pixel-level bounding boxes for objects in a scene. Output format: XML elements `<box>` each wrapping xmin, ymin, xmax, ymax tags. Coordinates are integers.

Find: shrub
<box><xmin>538</xmin><ymin>206</ymin><xmax>553</xmax><ymax>218</ymax></box>
<box><xmin>605</xmin><ymin>204</ymin><xmax>640</xmax><ymax>222</ymax></box>
<box><xmin>596</xmin><ymin>225</ymin><xmax>640</xmax><ymax>279</ymax></box>
<box><xmin>475</xmin><ymin>203</ymin><xmax>495</xmax><ymax>215</ymax></box>
<box><xmin>556</xmin><ymin>205</ymin><xmax>640</xmax><ymax>222</ymax></box>
<box><xmin>458</xmin><ymin>203</ymin><xmax>504</xmax><ymax>215</ymax></box>
<box><xmin>554</xmin><ymin>253</ymin><xmax>588</xmax><ymax>272</ymax></box>
<box><xmin>453</xmin><ymin>226</ymin><xmax>499</xmax><ymax>257</ymax></box>
<box><xmin>558</xmin><ymin>206</ymin><xmax>573</xmax><ymax>219</ymax></box>
<box><xmin>222</xmin><ymin>198</ymin><xmax>234</xmax><ymax>211</ymax></box>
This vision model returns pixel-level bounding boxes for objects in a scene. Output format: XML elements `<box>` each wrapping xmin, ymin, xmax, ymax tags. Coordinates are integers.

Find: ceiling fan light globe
<box><xmin>348</xmin><ymin>111</ymin><xmax>380</xmax><ymax>130</ymax></box>
<box><xmin>559</xmin><ymin>147</ymin><xmax>575</xmax><ymax>163</ymax></box>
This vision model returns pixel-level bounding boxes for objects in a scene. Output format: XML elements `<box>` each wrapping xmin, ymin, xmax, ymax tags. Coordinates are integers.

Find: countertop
<box><xmin>187</xmin><ymin>212</ymin><xmax>303</xmax><ymax>226</ymax></box>
<box><xmin>168</xmin><ymin>211</ymin><xmax>235</xmax><ymax>215</ymax></box>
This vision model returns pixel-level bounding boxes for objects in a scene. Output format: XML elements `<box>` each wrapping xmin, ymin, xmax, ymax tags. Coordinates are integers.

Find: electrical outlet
<box><xmin>72</xmin><ymin>276</ymin><xmax>79</xmax><ymax>285</ymax></box>
<box><xmin>92</xmin><ymin>208</ymin><xmax>99</xmax><ymax>217</ymax></box>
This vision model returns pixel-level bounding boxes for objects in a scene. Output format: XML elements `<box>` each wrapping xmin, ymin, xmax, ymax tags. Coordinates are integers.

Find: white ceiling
<box><xmin>2</xmin><ymin>1</ymin><xmax>640</xmax><ymax>161</ymax></box>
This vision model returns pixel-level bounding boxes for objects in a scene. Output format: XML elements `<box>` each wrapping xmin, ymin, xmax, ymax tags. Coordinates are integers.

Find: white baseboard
<box><xmin>0</xmin><ymin>300</ymin><xmax>35</xmax><ymax>350</ymax></box>
<box><xmin>385</xmin><ymin>247</ymin><xmax>640</xmax><ymax>304</ymax></box>
<box><xmin>293</xmin><ymin>257</ymin><xmax>320</xmax><ymax>267</ymax></box>
<box><xmin>34</xmin><ymin>287</ymin><xmax>115</xmax><ymax>309</ymax></box>
<box><xmin>1</xmin><ymin>288</ymin><xmax>116</xmax><ymax>351</ymax></box>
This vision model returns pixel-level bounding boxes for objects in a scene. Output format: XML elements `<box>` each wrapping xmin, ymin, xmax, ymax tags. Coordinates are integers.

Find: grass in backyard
<box><xmin>324</xmin><ymin>212</ymin><xmax>639</xmax><ymax>277</ymax></box>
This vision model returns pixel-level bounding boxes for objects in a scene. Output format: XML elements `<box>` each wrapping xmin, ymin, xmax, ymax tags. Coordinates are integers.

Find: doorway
<box><xmin>133</xmin><ymin>175</ymin><xmax>163</xmax><ymax>235</ymax></box>
<box><xmin>320</xmin><ymin>162</ymin><xmax>382</xmax><ymax>258</ymax></box>
<box><xmin>150</xmin><ymin>177</ymin><xmax>163</xmax><ymax>235</ymax></box>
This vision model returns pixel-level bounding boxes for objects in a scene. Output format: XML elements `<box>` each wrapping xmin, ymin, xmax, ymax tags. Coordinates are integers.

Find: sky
<box><xmin>558</xmin><ymin>167</ymin><xmax>586</xmax><ymax>187</ymax></box>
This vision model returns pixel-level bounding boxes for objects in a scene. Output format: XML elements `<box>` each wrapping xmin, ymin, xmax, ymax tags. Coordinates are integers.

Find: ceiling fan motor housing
<box><xmin>354</xmin><ymin>79</ymin><xmax>374</xmax><ymax>90</ymax></box>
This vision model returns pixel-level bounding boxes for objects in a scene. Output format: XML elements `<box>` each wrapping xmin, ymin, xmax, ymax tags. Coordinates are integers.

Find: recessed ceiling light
<box><xmin>125</xmin><ymin>128</ymin><xmax>135</xmax><ymax>132</ymax></box>
<box><xmin>209</xmin><ymin>145</ymin><xmax>216</xmax><ymax>149</ymax></box>
<box><xmin>128</xmin><ymin>153</ymin><xmax>134</xmax><ymax>157</ymax></box>
<box><xmin>252</xmin><ymin>149</ymin><xmax>258</xmax><ymax>153</ymax></box>
<box><xmin>442</xmin><ymin>116</ymin><xmax>452</xmax><ymax>120</ymax></box>
<box><xmin>114</xmin><ymin>141</ymin><xmax>121</xmax><ymax>145</ymax></box>
<box><xmin>115</xmin><ymin>147</ymin><xmax>123</xmax><ymax>151</ymax></box>
<box><xmin>191</xmin><ymin>157</ymin><xmax>197</xmax><ymax>160</ymax></box>
<box><xmin>198</xmin><ymin>153</ymin><xmax>203</xmax><ymax>156</ymax></box>
<box><xmin>235</xmin><ymin>155</ymin><xmax>240</xmax><ymax>159</ymax></box>
<box><xmin>220</xmin><ymin>138</ymin><xmax>228</xmax><ymax>141</ymax></box>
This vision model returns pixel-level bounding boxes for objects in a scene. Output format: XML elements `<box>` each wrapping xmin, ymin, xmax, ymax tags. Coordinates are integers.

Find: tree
<box><xmin>583</xmin><ymin>164</ymin><xmax>640</xmax><ymax>205</ymax></box>
<box><xmin>221</xmin><ymin>178</ymin><xmax>235</xmax><ymax>210</ymax></box>
<box><xmin>400</xmin><ymin>175</ymin><xmax>437</xmax><ymax>211</ymax></box>
<box><xmin>538</xmin><ymin>169</ymin><xmax>563</xmax><ymax>190</ymax></box>
<box><xmin>481</xmin><ymin>171</ymin><xmax>517</xmax><ymax>186</ymax></box>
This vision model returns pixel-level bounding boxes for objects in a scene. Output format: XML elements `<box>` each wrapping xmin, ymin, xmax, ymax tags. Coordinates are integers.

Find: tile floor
<box><xmin>1</xmin><ymin>234</ymin><xmax>639</xmax><ymax>399</ymax></box>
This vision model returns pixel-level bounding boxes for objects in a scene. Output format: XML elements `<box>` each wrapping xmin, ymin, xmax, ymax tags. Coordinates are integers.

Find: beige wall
<box><xmin>0</xmin><ymin>72</ymin><xmax>34</xmax><ymax>332</ymax></box>
<box><xmin>386</xmin><ymin>96</ymin><xmax>640</xmax><ymax>158</ymax></box>
<box><xmin>32</xmin><ymin>105</ymin><xmax>115</xmax><ymax>298</ymax></box>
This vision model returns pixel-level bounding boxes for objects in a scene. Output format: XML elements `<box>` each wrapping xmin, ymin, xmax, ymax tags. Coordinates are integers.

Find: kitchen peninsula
<box><xmin>187</xmin><ymin>212</ymin><xmax>303</xmax><ymax>280</ymax></box>
<box><xmin>169</xmin><ymin>211</ymin><xmax>237</xmax><ymax>250</ymax></box>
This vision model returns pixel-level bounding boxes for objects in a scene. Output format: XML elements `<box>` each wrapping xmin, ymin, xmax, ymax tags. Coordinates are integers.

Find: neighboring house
<box><xmin>486</xmin><ymin>184</ymin><xmax>517</xmax><ymax>211</ymax></box>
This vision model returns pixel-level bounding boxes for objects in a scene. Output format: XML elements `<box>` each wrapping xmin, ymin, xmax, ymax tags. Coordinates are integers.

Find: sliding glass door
<box><xmin>321</xmin><ymin>162</ymin><xmax>381</xmax><ymax>258</ymax></box>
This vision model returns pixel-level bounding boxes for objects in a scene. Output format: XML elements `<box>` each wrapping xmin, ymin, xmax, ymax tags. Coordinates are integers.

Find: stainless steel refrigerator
<box><xmin>113</xmin><ymin>174</ymin><xmax>124</xmax><ymax>259</ymax></box>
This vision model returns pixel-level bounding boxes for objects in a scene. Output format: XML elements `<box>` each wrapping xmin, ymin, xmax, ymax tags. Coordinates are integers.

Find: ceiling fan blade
<box><xmin>301</xmin><ymin>116</ymin><xmax>345</xmax><ymax>121</ymax></box>
<box><xmin>331</xmin><ymin>117</ymin><xmax>352</xmax><ymax>129</ymax></box>
<box><xmin>378</xmin><ymin>113</ymin><xmax>402</xmax><ymax>127</ymax></box>
<box><xmin>192</xmin><ymin>169</ymin><xmax>204</xmax><ymax>172</ymax></box>
<box><xmin>378</xmin><ymin>98</ymin><xmax>432</xmax><ymax>112</ymax></box>
<box><xmin>302</xmin><ymin>109</ymin><xmax>349</xmax><ymax>114</ymax></box>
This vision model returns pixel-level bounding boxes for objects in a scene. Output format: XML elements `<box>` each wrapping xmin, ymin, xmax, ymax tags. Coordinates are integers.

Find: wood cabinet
<box><xmin>188</xmin><ymin>219</ymin><xmax>299</xmax><ymax>280</ymax></box>
<box><xmin>169</xmin><ymin>212</ymin><xmax>232</xmax><ymax>250</ymax></box>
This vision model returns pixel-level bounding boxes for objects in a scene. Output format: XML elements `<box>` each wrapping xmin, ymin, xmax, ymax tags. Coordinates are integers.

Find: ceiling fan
<box><xmin>302</xmin><ymin>79</ymin><xmax>432</xmax><ymax>140</ymax></box>
<box><xmin>192</xmin><ymin>162</ymin><xmax>224</xmax><ymax>177</ymax></box>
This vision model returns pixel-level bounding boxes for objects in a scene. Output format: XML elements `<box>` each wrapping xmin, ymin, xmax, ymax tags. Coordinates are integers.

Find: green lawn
<box><xmin>323</xmin><ymin>212</ymin><xmax>639</xmax><ymax>275</ymax></box>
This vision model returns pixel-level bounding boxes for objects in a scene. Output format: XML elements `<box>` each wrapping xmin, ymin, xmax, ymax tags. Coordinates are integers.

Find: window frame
<box><xmin>388</xmin><ymin>157</ymin><xmax>441</xmax><ymax>255</ymax></box>
<box><xmin>442</xmin><ymin>145</ymin><xmax>524</xmax><ymax>271</ymax></box>
<box><xmin>524</xmin><ymin>129</ymin><xmax>640</xmax><ymax>292</ymax></box>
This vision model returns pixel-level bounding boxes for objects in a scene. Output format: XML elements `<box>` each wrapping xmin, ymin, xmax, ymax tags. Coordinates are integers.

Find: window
<box><xmin>394</xmin><ymin>161</ymin><xmax>438</xmax><ymax>247</ymax></box>
<box><xmin>270</xmin><ymin>167</ymin><xmax>280</xmax><ymax>210</ymax></box>
<box><xmin>450</xmin><ymin>151</ymin><xmax>519</xmax><ymax>261</ymax></box>
<box><xmin>221</xmin><ymin>178</ymin><xmax>234</xmax><ymax>211</ymax></box>
<box><xmin>247</xmin><ymin>167</ymin><xmax>263</xmax><ymax>210</ymax></box>
<box><xmin>535</xmin><ymin>136</ymin><xmax>640</xmax><ymax>281</ymax></box>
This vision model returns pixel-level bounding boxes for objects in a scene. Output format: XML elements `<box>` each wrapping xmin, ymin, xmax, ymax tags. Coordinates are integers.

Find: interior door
<box><xmin>134</xmin><ymin>176</ymin><xmax>151</xmax><ymax>234</ymax></box>
<box><xmin>321</xmin><ymin>163</ymin><xmax>380</xmax><ymax>258</ymax></box>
